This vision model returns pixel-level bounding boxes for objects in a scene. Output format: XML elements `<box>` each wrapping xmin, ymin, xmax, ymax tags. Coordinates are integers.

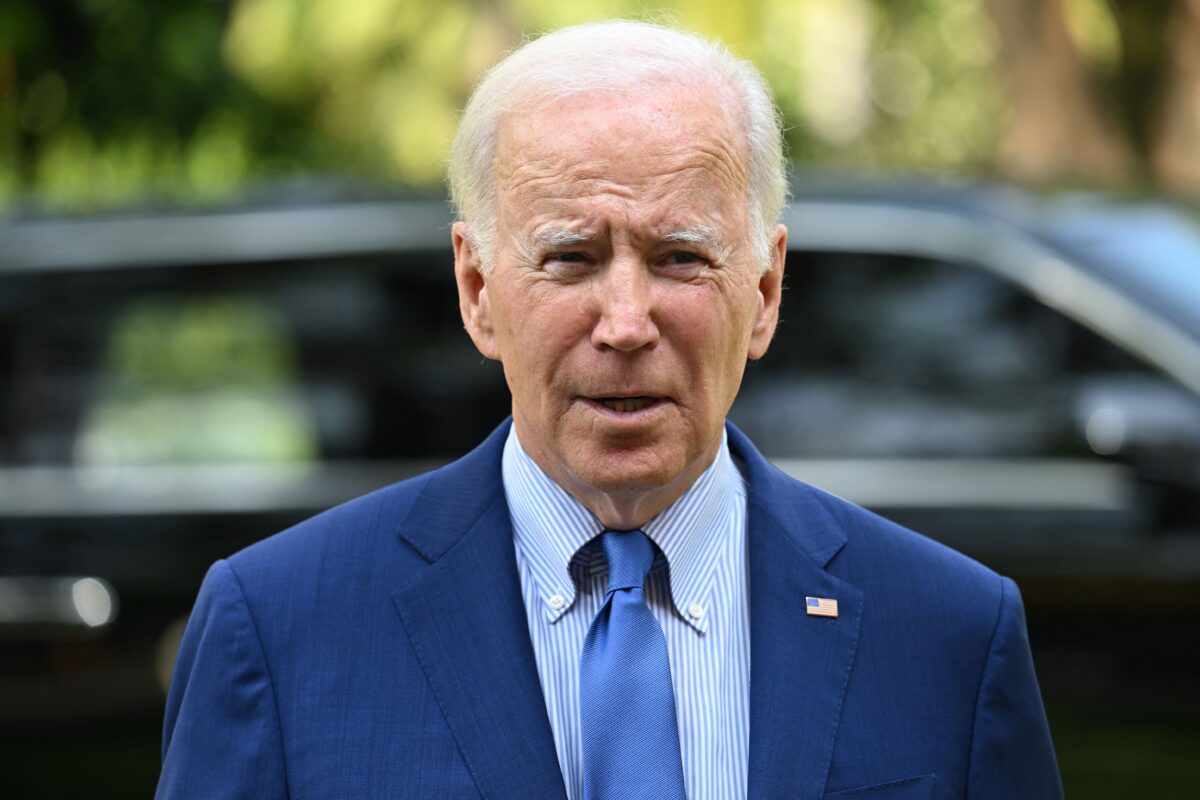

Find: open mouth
<box><xmin>596</xmin><ymin>396</ymin><xmax>659</xmax><ymax>413</ymax></box>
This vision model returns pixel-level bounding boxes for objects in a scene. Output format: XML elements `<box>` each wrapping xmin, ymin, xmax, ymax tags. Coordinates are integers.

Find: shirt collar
<box><xmin>502</xmin><ymin>426</ymin><xmax>743</xmax><ymax>634</ymax></box>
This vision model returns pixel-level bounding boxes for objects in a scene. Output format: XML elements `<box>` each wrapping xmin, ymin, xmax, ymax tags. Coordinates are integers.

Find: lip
<box><xmin>580</xmin><ymin>395</ymin><xmax>671</xmax><ymax>420</ymax></box>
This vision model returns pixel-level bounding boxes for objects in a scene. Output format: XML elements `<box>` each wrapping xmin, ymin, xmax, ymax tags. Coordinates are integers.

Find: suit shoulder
<box><xmin>224</xmin><ymin>469</ymin><xmax>434</xmax><ymax>586</ymax></box>
<box><xmin>799</xmin><ymin>480</ymin><xmax>1006</xmax><ymax>616</ymax></box>
<box><xmin>218</xmin><ymin>421</ymin><xmax>511</xmax><ymax>606</ymax></box>
<box><xmin>810</xmin><ymin>481</ymin><xmax>999</xmax><ymax>578</ymax></box>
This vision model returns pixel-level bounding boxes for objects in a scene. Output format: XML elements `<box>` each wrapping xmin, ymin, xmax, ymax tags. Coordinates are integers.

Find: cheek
<box><xmin>671</xmin><ymin>285</ymin><xmax>751</xmax><ymax>352</ymax></box>
<box><xmin>499</xmin><ymin>294</ymin><xmax>588</xmax><ymax>382</ymax></box>
<box><xmin>669</xmin><ymin>290</ymin><xmax>756</xmax><ymax>398</ymax></box>
<box><xmin>490</xmin><ymin>284</ymin><xmax>539</xmax><ymax>346</ymax></box>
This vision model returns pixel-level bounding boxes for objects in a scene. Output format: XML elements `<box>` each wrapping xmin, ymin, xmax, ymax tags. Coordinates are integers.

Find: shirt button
<box><xmin>549</xmin><ymin>594</ymin><xmax>566</xmax><ymax>611</ymax></box>
<box><xmin>688</xmin><ymin>603</ymin><xmax>704</xmax><ymax>620</ymax></box>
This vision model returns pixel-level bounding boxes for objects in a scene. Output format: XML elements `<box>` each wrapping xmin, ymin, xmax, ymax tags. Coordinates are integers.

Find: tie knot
<box><xmin>600</xmin><ymin>530</ymin><xmax>655</xmax><ymax>593</ymax></box>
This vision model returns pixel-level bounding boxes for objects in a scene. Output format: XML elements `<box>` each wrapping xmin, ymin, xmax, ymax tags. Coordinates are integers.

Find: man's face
<box><xmin>454</xmin><ymin>82</ymin><xmax>785</xmax><ymax>514</ymax></box>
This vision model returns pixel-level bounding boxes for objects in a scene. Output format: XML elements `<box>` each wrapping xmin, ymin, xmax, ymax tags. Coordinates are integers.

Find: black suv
<box><xmin>2</xmin><ymin>179</ymin><xmax>1198</xmax><ymax>795</ymax></box>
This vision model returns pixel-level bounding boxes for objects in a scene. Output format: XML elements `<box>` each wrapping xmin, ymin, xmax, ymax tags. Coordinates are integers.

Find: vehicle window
<box><xmin>732</xmin><ymin>251</ymin><xmax>1177</xmax><ymax>459</ymax></box>
<box><xmin>0</xmin><ymin>253</ymin><xmax>511</xmax><ymax>468</ymax></box>
<box><xmin>76</xmin><ymin>295</ymin><xmax>317</xmax><ymax>466</ymax></box>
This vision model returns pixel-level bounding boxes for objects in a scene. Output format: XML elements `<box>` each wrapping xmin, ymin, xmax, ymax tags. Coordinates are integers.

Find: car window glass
<box><xmin>0</xmin><ymin>254</ymin><xmax>510</xmax><ymax>467</ymax></box>
<box><xmin>76</xmin><ymin>295</ymin><xmax>316</xmax><ymax>466</ymax></box>
<box><xmin>732</xmin><ymin>252</ymin><xmax>1178</xmax><ymax>459</ymax></box>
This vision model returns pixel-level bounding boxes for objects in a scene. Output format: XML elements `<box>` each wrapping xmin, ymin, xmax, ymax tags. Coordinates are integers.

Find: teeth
<box><xmin>601</xmin><ymin>397</ymin><xmax>655</xmax><ymax>413</ymax></box>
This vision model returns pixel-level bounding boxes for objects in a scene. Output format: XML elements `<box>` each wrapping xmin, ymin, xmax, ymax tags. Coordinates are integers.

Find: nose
<box><xmin>590</xmin><ymin>259</ymin><xmax>660</xmax><ymax>352</ymax></box>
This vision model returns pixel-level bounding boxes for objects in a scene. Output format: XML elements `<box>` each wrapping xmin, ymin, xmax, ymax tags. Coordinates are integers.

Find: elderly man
<box><xmin>157</xmin><ymin>20</ymin><xmax>1062</xmax><ymax>800</ymax></box>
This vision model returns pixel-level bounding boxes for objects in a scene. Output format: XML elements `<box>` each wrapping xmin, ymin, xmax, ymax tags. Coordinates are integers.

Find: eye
<box><xmin>548</xmin><ymin>251</ymin><xmax>588</xmax><ymax>263</ymax></box>
<box><xmin>542</xmin><ymin>251</ymin><xmax>594</xmax><ymax>279</ymax></box>
<box><xmin>658</xmin><ymin>251</ymin><xmax>709</xmax><ymax>276</ymax></box>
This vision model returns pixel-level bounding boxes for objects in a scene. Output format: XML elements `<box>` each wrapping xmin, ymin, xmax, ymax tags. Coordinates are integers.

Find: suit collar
<box><xmin>395</xmin><ymin>417</ymin><xmax>513</xmax><ymax>562</ymax></box>
<box><xmin>398</xmin><ymin>418</ymin><xmax>848</xmax><ymax>571</ymax></box>
<box><xmin>728</xmin><ymin>422</ymin><xmax>864</xmax><ymax>800</ymax></box>
<box><xmin>726</xmin><ymin>421</ymin><xmax>848</xmax><ymax>568</ymax></box>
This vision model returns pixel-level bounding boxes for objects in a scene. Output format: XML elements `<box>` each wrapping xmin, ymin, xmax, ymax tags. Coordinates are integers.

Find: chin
<box><xmin>567</xmin><ymin>446</ymin><xmax>689</xmax><ymax>496</ymax></box>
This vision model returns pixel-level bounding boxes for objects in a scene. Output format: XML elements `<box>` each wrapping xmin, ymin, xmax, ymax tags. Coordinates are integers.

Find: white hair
<box><xmin>447</xmin><ymin>19</ymin><xmax>787</xmax><ymax>273</ymax></box>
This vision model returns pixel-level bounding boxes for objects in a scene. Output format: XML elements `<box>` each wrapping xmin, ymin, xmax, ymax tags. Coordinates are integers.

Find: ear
<box><xmin>452</xmin><ymin>222</ymin><xmax>500</xmax><ymax>360</ymax></box>
<box><xmin>748</xmin><ymin>224</ymin><xmax>787</xmax><ymax>360</ymax></box>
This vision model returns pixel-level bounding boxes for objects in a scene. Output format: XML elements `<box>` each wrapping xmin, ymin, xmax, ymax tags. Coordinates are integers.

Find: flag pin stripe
<box><xmin>806</xmin><ymin>596</ymin><xmax>838</xmax><ymax>618</ymax></box>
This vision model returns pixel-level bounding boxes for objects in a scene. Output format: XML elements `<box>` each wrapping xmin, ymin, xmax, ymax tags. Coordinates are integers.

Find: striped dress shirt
<box><xmin>502</xmin><ymin>427</ymin><xmax>750</xmax><ymax>800</ymax></box>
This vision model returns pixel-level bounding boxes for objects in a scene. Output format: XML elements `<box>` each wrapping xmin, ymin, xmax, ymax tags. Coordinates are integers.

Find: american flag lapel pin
<box><xmin>806</xmin><ymin>596</ymin><xmax>839</xmax><ymax>618</ymax></box>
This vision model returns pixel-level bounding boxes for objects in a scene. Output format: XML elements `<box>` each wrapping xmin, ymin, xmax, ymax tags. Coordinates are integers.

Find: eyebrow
<box><xmin>529</xmin><ymin>225</ymin><xmax>724</xmax><ymax>250</ymax></box>
<box><xmin>532</xmin><ymin>228</ymin><xmax>596</xmax><ymax>247</ymax></box>
<box><xmin>660</xmin><ymin>226</ymin><xmax>723</xmax><ymax>249</ymax></box>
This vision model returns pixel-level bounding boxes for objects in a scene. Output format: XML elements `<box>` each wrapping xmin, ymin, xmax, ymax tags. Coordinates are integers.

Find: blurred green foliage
<box><xmin>0</xmin><ymin>0</ymin><xmax>316</xmax><ymax>208</ymax></box>
<box><xmin>0</xmin><ymin>0</ymin><xmax>1008</xmax><ymax>211</ymax></box>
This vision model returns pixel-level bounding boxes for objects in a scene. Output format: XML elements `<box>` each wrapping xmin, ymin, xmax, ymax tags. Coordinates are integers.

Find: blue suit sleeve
<box><xmin>156</xmin><ymin>560</ymin><xmax>289</xmax><ymax>800</ymax></box>
<box><xmin>967</xmin><ymin>577</ymin><xmax>1063</xmax><ymax>799</ymax></box>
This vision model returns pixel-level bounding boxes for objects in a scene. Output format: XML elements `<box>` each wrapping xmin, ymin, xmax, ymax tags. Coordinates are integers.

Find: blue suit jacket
<box><xmin>157</xmin><ymin>420</ymin><xmax>1062</xmax><ymax>799</ymax></box>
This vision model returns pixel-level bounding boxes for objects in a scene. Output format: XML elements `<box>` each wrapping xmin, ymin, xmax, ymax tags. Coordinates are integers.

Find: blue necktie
<box><xmin>580</xmin><ymin>530</ymin><xmax>687</xmax><ymax>800</ymax></box>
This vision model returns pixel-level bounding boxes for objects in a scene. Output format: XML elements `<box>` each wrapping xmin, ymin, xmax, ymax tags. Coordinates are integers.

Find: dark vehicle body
<box><xmin>2</xmin><ymin>177</ymin><xmax>1198</xmax><ymax>796</ymax></box>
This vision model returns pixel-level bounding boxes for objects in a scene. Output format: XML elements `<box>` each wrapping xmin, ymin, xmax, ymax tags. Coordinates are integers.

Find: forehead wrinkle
<box><xmin>516</xmin><ymin>198</ymin><xmax>733</xmax><ymax>256</ymax></box>
<box><xmin>499</xmin><ymin>140</ymin><xmax>742</xmax><ymax>204</ymax></box>
<box><xmin>508</xmin><ymin>166</ymin><xmax>727</xmax><ymax>223</ymax></box>
<box><xmin>689</xmin><ymin>140</ymin><xmax>749</xmax><ymax>199</ymax></box>
<box><xmin>494</xmin><ymin>80</ymin><xmax>751</xmax><ymax>188</ymax></box>
<box><xmin>492</xmin><ymin>95</ymin><xmax>754</xmax><ymax>255</ymax></box>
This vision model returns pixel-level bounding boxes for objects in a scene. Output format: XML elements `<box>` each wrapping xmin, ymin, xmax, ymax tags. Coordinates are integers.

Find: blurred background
<box><xmin>1</xmin><ymin>0</ymin><xmax>1199</xmax><ymax>797</ymax></box>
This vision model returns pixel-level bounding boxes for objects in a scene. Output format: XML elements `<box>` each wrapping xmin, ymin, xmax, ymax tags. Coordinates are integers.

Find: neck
<box><xmin>572</xmin><ymin>483</ymin><xmax>693</xmax><ymax>531</ymax></box>
<box><xmin>514</xmin><ymin>422</ymin><xmax>721</xmax><ymax>531</ymax></box>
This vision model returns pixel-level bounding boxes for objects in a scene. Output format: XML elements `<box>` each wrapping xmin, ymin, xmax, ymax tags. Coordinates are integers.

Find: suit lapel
<box><xmin>731</xmin><ymin>424</ymin><xmax>864</xmax><ymax>800</ymax></box>
<box><xmin>392</xmin><ymin>422</ymin><xmax>567</xmax><ymax>800</ymax></box>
